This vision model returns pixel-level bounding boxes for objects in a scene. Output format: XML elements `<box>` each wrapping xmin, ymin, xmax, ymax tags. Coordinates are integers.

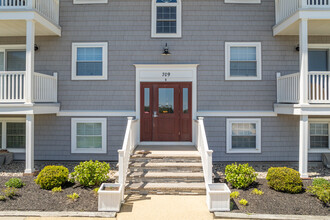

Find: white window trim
<box><xmin>224</xmin><ymin>0</ymin><xmax>261</xmax><ymax>3</ymax></box>
<box><xmin>151</xmin><ymin>0</ymin><xmax>182</xmax><ymax>38</ymax></box>
<box><xmin>225</xmin><ymin>42</ymin><xmax>262</xmax><ymax>81</ymax></box>
<box><xmin>0</xmin><ymin>118</ymin><xmax>26</xmax><ymax>153</ymax></box>
<box><xmin>71</xmin><ymin>118</ymin><xmax>107</xmax><ymax>154</ymax></box>
<box><xmin>226</xmin><ymin>118</ymin><xmax>261</xmax><ymax>154</ymax></box>
<box><xmin>308</xmin><ymin>119</ymin><xmax>330</xmax><ymax>153</ymax></box>
<box><xmin>0</xmin><ymin>45</ymin><xmax>26</xmax><ymax>71</ymax></box>
<box><xmin>73</xmin><ymin>0</ymin><xmax>108</xmax><ymax>4</ymax></box>
<box><xmin>71</xmin><ymin>42</ymin><xmax>108</xmax><ymax>80</ymax></box>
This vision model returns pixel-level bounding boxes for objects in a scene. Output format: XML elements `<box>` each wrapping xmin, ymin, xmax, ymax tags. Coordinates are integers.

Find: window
<box><xmin>0</xmin><ymin>118</ymin><xmax>26</xmax><ymax>153</ymax></box>
<box><xmin>224</xmin><ymin>0</ymin><xmax>261</xmax><ymax>3</ymax></box>
<box><xmin>226</xmin><ymin>119</ymin><xmax>261</xmax><ymax>153</ymax></box>
<box><xmin>225</xmin><ymin>42</ymin><xmax>262</xmax><ymax>80</ymax></box>
<box><xmin>152</xmin><ymin>0</ymin><xmax>182</xmax><ymax>38</ymax></box>
<box><xmin>0</xmin><ymin>46</ymin><xmax>26</xmax><ymax>71</ymax></box>
<box><xmin>309</xmin><ymin>120</ymin><xmax>330</xmax><ymax>152</ymax></box>
<box><xmin>73</xmin><ymin>0</ymin><xmax>108</xmax><ymax>4</ymax></box>
<box><xmin>71</xmin><ymin>118</ymin><xmax>107</xmax><ymax>154</ymax></box>
<box><xmin>72</xmin><ymin>42</ymin><xmax>108</xmax><ymax>80</ymax></box>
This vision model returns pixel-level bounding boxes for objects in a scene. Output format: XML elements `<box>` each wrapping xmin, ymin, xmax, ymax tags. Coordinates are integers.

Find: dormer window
<box><xmin>152</xmin><ymin>0</ymin><xmax>182</xmax><ymax>38</ymax></box>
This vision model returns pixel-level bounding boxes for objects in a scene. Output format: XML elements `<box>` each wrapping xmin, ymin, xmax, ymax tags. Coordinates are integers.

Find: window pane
<box><xmin>159</xmin><ymin>88</ymin><xmax>174</xmax><ymax>114</ymax></box>
<box><xmin>0</xmin><ymin>52</ymin><xmax>4</xmax><ymax>71</ymax></box>
<box><xmin>310</xmin><ymin>123</ymin><xmax>328</xmax><ymax>135</ymax></box>
<box><xmin>7</xmin><ymin>51</ymin><xmax>26</xmax><ymax>71</ymax></box>
<box><xmin>6</xmin><ymin>123</ymin><xmax>25</xmax><ymax>149</ymax></box>
<box><xmin>156</xmin><ymin>6</ymin><xmax>177</xmax><ymax>33</ymax></box>
<box><xmin>77</xmin><ymin>123</ymin><xmax>102</xmax><ymax>136</ymax></box>
<box><xmin>230</xmin><ymin>61</ymin><xmax>257</xmax><ymax>77</ymax></box>
<box><xmin>230</xmin><ymin>47</ymin><xmax>256</xmax><ymax>61</ymax></box>
<box><xmin>77</xmin><ymin>48</ymin><xmax>102</xmax><ymax>61</ymax></box>
<box><xmin>183</xmin><ymin>88</ymin><xmax>188</xmax><ymax>113</ymax></box>
<box><xmin>77</xmin><ymin>62</ymin><xmax>102</xmax><ymax>76</ymax></box>
<box><xmin>308</xmin><ymin>50</ymin><xmax>328</xmax><ymax>71</ymax></box>
<box><xmin>157</xmin><ymin>0</ymin><xmax>177</xmax><ymax>2</ymax></box>
<box><xmin>232</xmin><ymin>136</ymin><xmax>256</xmax><ymax>149</ymax></box>
<box><xmin>310</xmin><ymin>136</ymin><xmax>328</xmax><ymax>149</ymax></box>
<box><xmin>77</xmin><ymin>136</ymin><xmax>102</xmax><ymax>149</ymax></box>
<box><xmin>144</xmin><ymin>88</ymin><xmax>150</xmax><ymax>113</ymax></box>
<box><xmin>310</xmin><ymin>123</ymin><xmax>329</xmax><ymax>149</ymax></box>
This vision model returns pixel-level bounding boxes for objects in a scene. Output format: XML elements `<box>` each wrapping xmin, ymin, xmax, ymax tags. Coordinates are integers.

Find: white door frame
<box><xmin>134</xmin><ymin>64</ymin><xmax>198</xmax><ymax>145</ymax></box>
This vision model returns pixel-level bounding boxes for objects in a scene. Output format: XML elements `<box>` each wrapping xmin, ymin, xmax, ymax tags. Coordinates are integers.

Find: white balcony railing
<box><xmin>277</xmin><ymin>71</ymin><xmax>330</xmax><ymax>104</ymax></box>
<box><xmin>275</xmin><ymin>0</ymin><xmax>330</xmax><ymax>24</ymax></box>
<box><xmin>0</xmin><ymin>0</ymin><xmax>59</xmax><ymax>25</ymax></box>
<box><xmin>0</xmin><ymin>71</ymin><xmax>58</xmax><ymax>103</ymax></box>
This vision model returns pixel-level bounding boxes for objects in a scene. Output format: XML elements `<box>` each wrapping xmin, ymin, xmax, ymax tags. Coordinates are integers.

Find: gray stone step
<box><xmin>130</xmin><ymin>155</ymin><xmax>201</xmax><ymax>163</ymax></box>
<box><xmin>128</xmin><ymin>162</ymin><xmax>203</xmax><ymax>173</ymax></box>
<box><xmin>125</xmin><ymin>182</ymin><xmax>206</xmax><ymax>195</ymax></box>
<box><xmin>126</xmin><ymin>171</ymin><xmax>205</xmax><ymax>183</ymax></box>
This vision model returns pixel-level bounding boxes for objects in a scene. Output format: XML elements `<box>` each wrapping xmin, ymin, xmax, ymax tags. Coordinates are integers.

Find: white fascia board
<box><xmin>57</xmin><ymin>110</ymin><xmax>136</xmax><ymax>117</ymax></box>
<box><xmin>197</xmin><ymin>111</ymin><xmax>277</xmax><ymax>117</ymax></box>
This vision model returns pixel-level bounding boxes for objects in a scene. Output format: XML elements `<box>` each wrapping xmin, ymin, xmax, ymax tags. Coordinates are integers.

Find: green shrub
<box><xmin>35</xmin><ymin>166</ymin><xmax>69</xmax><ymax>190</ymax></box>
<box><xmin>239</xmin><ymin>199</ymin><xmax>248</xmax><ymax>206</ymax></box>
<box><xmin>251</xmin><ymin>188</ymin><xmax>264</xmax><ymax>195</ymax></box>
<box><xmin>0</xmin><ymin>196</ymin><xmax>6</xmax><ymax>201</ymax></box>
<box><xmin>225</xmin><ymin>163</ymin><xmax>257</xmax><ymax>189</ymax></box>
<box><xmin>67</xmin><ymin>193</ymin><xmax>79</xmax><ymax>201</ymax></box>
<box><xmin>71</xmin><ymin>161</ymin><xmax>110</xmax><ymax>187</ymax></box>
<box><xmin>230</xmin><ymin>191</ymin><xmax>240</xmax><ymax>199</ymax></box>
<box><xmin>51</xmin><ymin>186</ymin><xmax>62</xmax><ymax>193</ymax></box>
<box><xmin>5</xmin><ymin>178</ymin><xmax>25</xmax><ymax>188</ymax></box>
<box><xmin>307</xmin><ymin>178</ymin><xmax>330</xmax><ymax>204</ymax></box>
<box><xmin>3</xmin><ymin>187</ymin><xmax>17</xmax><ymax>198</ymax></box>
<box><xmin>93</xmin><ymin>187</ymin><xmax>100</xmax><ymax>196</ymax></box>
<box><xmin>266</xmin><ymin>167</ymin><xmax>303</xmax><ymax>194</ymax></box>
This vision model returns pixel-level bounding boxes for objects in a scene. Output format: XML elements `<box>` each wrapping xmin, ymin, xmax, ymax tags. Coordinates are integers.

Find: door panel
<box><xmin>140</xmin><ymin>82</ymin><xmax>192</xmax><ymax>142</ymax></box>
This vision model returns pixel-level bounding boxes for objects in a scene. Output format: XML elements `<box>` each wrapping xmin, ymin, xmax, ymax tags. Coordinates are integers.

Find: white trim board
<box><xmin>197</xmin><ymin>111</ymin><xmax>277</xmax><ymax>117</ymax></box>
<box><xmin>139</xmin><ymin>142</ymin><xmax>194</xmax><ymax>146</ymax></box>
<box><xmin>57</xmin><ymin>110</ymin><xmax>135</xmax><ymax>117</ymax></box>
<box><xmin>0</xmin><ymin>104</ymin><xmax>60</xmax><ymax>115</ymax></box>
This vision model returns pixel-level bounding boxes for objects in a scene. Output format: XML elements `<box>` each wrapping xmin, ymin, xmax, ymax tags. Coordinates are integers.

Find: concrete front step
<box><xmin>125</xmin><ymin>182</ymin><xmax>206</xmax><ymax>195</ymax></box>
<box><xmin>130</xmin><ymin>155</ymin><xmax>201</xmax><ymax>163</ymax></box>
<box><xmin>128</xmin><ymin>162</ymin><xmax>203</xmax><ymax>173</ymax></box>
<box><xmin>126</xmin><ymin>171</ymin><xmax>205</xmax><ymax>183</ymax></box>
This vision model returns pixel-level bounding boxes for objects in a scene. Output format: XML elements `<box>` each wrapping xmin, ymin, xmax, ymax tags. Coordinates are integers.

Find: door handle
<box><xmin>153</xmin><ymin>111</ymin><xmax>158</xmax><ymax>118</ymax></box>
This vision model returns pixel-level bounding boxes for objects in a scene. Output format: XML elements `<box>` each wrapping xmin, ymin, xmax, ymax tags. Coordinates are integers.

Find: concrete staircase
<box><xmin>117</xmin><ymin>145</ymin><xmax>206</xmax><ymax>195</ymax></box>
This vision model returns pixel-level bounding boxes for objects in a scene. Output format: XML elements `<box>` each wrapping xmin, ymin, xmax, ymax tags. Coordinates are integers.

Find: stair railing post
<box><xmin>118</xmin><ymin>150</ymin><xmax>125</xmax><ymax>202</ymax></box>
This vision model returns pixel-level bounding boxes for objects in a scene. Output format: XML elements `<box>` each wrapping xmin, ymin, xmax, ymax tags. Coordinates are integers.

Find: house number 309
<box><xmin>162</xmin><ymin>72</ymin><xmax>171</xmax><ymax>77</ymax></box>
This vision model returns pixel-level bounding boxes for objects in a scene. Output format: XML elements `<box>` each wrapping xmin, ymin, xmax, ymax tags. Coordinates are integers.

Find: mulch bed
<box><xmin>226</xmin><ymin>179</ymin><xmax>329</xmax><ymax>216</ymax></box>
<box><xmin>0</xmin><ymin>176</ymin><xmax>100</xmax><ymax>211</ymax></box>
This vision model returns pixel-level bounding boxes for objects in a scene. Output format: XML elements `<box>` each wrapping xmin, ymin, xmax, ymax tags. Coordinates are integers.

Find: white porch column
<box><xmin>25</xmin><ymin>20</ymin><xmax>35</xmax><ymax>104</ymax></box>
<box><xmin>299</xmin><ymin>18</ymin><xmax>308</xmax><ymax>104</ymax></box>
<box><xmin>299</xmin><ymin>115</ymin><xmax>309</xmax><ymax>178</ymax></box>
<box><xmin>25</xmin><ymin>114</ymin><xmax>35</xmax><ymax>174</ymax></box>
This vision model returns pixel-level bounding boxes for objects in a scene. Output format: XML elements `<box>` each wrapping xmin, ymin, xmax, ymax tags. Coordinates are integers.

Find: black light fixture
<box><xmin>162</xmin><ymin>43</ymin><xmax>171</xmax><ymax>55</ymax></box>
<box><xmin>34</xmin><ymin>44</ymin><xmax>39</xmax><ymax>51</ymax></box>
<box><xmin>295</xmin><ymin>44</ymin><xmax>299</xmax><ymax>52</ymax></box>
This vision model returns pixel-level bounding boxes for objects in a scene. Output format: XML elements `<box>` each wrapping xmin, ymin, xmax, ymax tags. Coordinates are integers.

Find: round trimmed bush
<box><xmin>266</xmin><ymin>167</ymin><xmax>303</xmax><ymax>194</ymax></box>
<box><xmin>71</xmin><ymin>160</ymin><xmax>110</xmax><ymax>187</ymax></box>
<box><xmin>225</xmin><ymin>163</ymin><xmax>257</xmax><ymax>189</ymax></box>
<box><xmin>35</xmin><ymin>165</ymin><xmax>69</xmax><ymax>190</ymax></box>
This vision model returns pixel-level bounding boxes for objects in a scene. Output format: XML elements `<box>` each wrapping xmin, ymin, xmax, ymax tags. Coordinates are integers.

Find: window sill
<box><xmin>71</xmin><ymin>75</ymin><xmax>108</xmax><ymax>81</ymax></box>
<box><xmin>225</xmin><ymin>76</ymin><xmax>262</xmax><ymax>81</ymax></box>
<box><xmin>6</xmin><ymin>149</ymin><xmax>25</xmax><ymax>153</ymax></box>
<box><xmin>151</xmin><ymin>33</ymin><xmax>182</xmax><ymax>38</ymax></box>
<box><xmin>309</xmin><ymin>149</ymin><xmax>330</xmax><ymax>153</ymax></box>
<box><xmin>71</xmin><ymin>149</ymin><xmax>107</xmax><ymax>154</ymax></box>
<box><xmin>73</xmin><ymin>0</ymin><xmax>108</xmax><ymax>4</ymax></box>
<box><xmin>226</xmin><ymin>148</ymin><xmax>261</xmax><ymax>154</ymax></box>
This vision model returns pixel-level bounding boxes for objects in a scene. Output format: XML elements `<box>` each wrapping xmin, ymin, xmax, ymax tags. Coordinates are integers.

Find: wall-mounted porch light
<box><xmin>162</xmin><ymin>43</ymin><xmax>171</xmax><ymax>55</ymax></box>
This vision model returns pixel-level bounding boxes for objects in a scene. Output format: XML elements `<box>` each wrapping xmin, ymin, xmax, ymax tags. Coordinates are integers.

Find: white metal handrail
<box><xmin>118</xmin><ymin>117</ymin><xmax>139</xmax><ymax>201</ymax></box>
<box><xmin>0</xmin><ymin>0</ymin><xmax>59</xmax><ymax>25</ymax></box>
<box><xmin>275</xmin><ymin>0</ymin><xmax>330</xmax><ymax>24</ymax></box>
<box><xmin>0</xmin><ymin>71</ymin><xmax>58</xmax><ymax>103</ymax></box>
<box><xmin>277</xmin><ymin>72</ymin><xmax>300</xmax><ymax>104</ymax></box>
<box><xmin>195</xmin><ymin>117</ymin><xmax>213</xmax><ymax>185</ymax></box>
<box><xmin>33</xmin><ymin>72</ymin><xmax>57</xmax><ymax>102</ymax></box>
<box><xmin>277</xmin><ymin>71</ymin><xmax>330</xmax><ymax>104</ymax></box>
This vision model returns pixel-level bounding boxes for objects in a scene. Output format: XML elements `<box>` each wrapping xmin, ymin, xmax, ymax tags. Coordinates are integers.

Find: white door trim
<box><xmin>134</xmin><ymin>64</ymin><xmax>198</xmax><ymax>145</ymax></box>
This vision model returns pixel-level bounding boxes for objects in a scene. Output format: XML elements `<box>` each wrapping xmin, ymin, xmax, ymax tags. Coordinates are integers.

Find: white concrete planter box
<box><xmin>207</xmin><ymin>183</ymin><xmax>231</xmax><ymax>212</ymax></box>
<box><xmin>98</xmin><ymin>183</ymin><xmax>123</xmax><ymax>212</ymax></box>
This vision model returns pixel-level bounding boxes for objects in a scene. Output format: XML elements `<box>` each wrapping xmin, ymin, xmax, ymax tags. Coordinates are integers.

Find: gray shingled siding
<box><xmin>1</xmin><ymin>0</ymin><xmax>330</xmax><ymax>162</ymax></box>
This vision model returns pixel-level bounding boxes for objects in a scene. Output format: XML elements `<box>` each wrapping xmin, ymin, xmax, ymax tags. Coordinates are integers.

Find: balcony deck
<box><xmin>0</xmin><ymin>0</ymin><xmax>60</xmax><ymax>36</ymax></box>
<box><xmin>274</xmin><ymin>0</ymin><xmax>330</xmax><ymax>36</ymax></box>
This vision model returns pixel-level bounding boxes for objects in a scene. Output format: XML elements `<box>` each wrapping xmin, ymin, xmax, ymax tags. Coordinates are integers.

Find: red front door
<box><xmin>140</xmin><ymin>82</ymin><xmax>192</xmax><ymax>141</ymax></box>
